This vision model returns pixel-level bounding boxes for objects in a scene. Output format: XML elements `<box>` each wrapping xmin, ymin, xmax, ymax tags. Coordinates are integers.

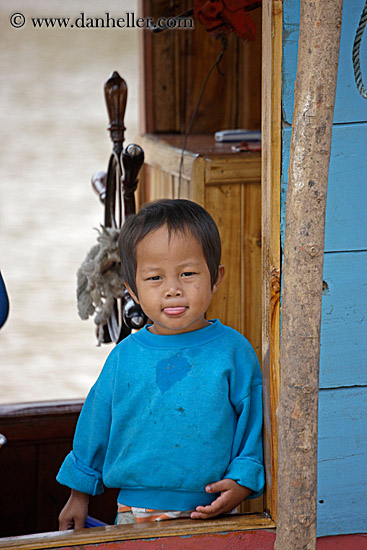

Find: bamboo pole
<box><xmin>274</xmin><ymin>1</ymin><xmax>343</xmax><ymax>549</ymax></box>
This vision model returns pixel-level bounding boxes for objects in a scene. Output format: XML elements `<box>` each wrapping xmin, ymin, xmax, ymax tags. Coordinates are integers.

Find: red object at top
<box><xmin>194</xmin><ymin>0</ymin><xmax>261</xmax><ymax>41</ymax></box>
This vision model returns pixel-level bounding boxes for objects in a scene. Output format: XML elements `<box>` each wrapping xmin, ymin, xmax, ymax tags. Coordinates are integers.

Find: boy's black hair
<box><xmin>118</xmin><ymin>199</ymin><xmax>222</xmax><ymax>298</ymax></box>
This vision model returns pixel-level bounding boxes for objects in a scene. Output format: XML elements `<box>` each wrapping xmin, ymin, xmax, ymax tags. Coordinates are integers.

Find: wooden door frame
<box><xmin>261</xmin><ymin>0</ymin><xmax>282</xmax><ymax>521</ymax></box>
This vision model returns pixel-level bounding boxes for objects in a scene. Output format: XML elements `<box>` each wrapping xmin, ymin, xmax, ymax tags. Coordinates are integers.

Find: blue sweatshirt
<box><xmin>57</xmin><ymin>319</ymin><xmax>264</xmax><ymax>510</ymax></box>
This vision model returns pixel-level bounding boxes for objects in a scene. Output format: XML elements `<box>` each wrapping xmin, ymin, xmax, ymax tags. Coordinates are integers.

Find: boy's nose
<box><xmin>164</xmin><ymin>285</ymin><xmax>183</xmax><ymax>298</ymax></box>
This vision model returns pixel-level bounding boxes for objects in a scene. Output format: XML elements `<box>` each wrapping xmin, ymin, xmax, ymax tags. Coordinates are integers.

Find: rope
<box><xmin>76</xmin><ymin>226</ymin><xmax>124</xmax><ymax>346</ymax></box>
<box><xmin>352</xmin><ymin>0</ymin><xmax>367</xmax><ymax>99</ymax></box>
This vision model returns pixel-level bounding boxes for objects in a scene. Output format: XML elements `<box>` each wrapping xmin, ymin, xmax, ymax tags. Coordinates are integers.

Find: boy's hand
<box><xmin>59</xmin><ymin>490</ymin><xmax>90</xmax><ymax>530</ymax></box>
<box><xmin>190</xmin><ymin>479</ymin><xmax>251</xmax><ymax>520</ymax></box>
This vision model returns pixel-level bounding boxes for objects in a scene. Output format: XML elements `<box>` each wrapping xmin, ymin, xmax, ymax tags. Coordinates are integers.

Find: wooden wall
<box><xmin>139</xmin><ymin>0</ymin><xmax>262</xmax><ymax>134</ymax></box>
<box><xmin>281</xmin><ymin>0</ymin><xmax>367</xmax><ymax>537</ymax></box>
<box><xmin>0</xmin><ymin>401</ymin><xmax>118</xmax><ymax>537</ymax></box>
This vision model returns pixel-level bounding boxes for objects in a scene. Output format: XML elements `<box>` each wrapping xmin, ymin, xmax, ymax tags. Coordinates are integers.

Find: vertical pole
<box><xmin>261</xmin><ymin>0</ymin><xmax>283</xmax><ymax>519</ymax></box>
<box><xmin>275</xmin><ymin>1</ymin><xmax>343</xmax><ymax>549</ymax></box>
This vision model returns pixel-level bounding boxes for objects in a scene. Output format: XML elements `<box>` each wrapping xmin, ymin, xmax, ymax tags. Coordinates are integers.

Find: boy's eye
<box><xmin>147</xmin><ymin>276</ymin><xmax>161</xmax><ymax>281</ymax></box>
<box><xmin>181</xmin><ymin>272</ymin><xmax>196</xmax><ymax>278</ymax></box>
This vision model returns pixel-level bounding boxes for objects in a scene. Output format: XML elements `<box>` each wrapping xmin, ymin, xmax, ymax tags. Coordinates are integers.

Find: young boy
<box><xmin>57</xmin><ymin>199</ymin><xmax>264</xmax><ymax>529</ymax></box>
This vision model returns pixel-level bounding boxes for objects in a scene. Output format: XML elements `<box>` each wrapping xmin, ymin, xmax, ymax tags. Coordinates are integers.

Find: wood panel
<box><xmin>36</xmin><ymin>442</ymin><xmax>73</xmax><ymax>534</ymax></box>
<box><xmin>0</xmin><ymin>401</ymin><xmax>83</xmax><ymax>536</ymax></box>
<box><xmin>140</xmin><ymin>0</ymin><xmax>181</xmax><ymax>133</ymax></box>
<box><xmin>0</xmin><ymin>515</ymin><xmax>275</xmax><ymax>550</ymax></box>
<box><xmin>37</xmin><ymin>443</ymin><xmax>117</xmax><ymax>534</ymax></box>
<box><xmin>205</xmin><ymin>184</ymin><xmax>242</xmax><ymax>332</ymax></box>
<box><xmin>206</xmin><ymin>178</ymin><xmax>262</xmax><ymax>363</ymax></box>
<box><xmin>139</xmin><ymin>1</ymin><xmax>262</xmax><ymax>134</ymax></box>
<box><xmin>281</xmin><ymin>131</ymin><xmax>367</xmax><ymax>386</ymax></box>
<box><xmin>238</xmin><ymin>7</ymin><xmax>262</xmax><ymax>130</ymax></box>
<box><xmin>282</xmin><ymin>0</ymin><xmax>367</xmax><ymax>125</ymax></box>
<box><xmin>136</xmin><ymin>134</ymin><xmax>197</xmax><ymax>182</ymax></box>
<box><xmin>241</xmin><ymin>181</ymin><xmax>262</xmax><ymax>360</ymax></box>
<box><xmin>204</xmin><ymin>155</ymin><xmax>261</xmax><ymax>185</ymax></box>
<box><xmin>281</xmin><ymin>125</ymin><xmax>367</xmax><ymax>253</ymax></box>
<box><xmin>0</xmin><ymin>402</ymin><xmax>118</xmax><ymax>538</ymax></box>
<box><xmin>0</xmin><ymin>445</ymin><xmax>37</xmax><ymax>537</ymax></box>
<box><xmin>317</xmin><ymin>387</ymin><xmax>367</xmax><ymax>536</ymax></box>
<box><xmin>181</xmin><ymin>15</ymin><xmax>240</xmax><ymax>133</ymax></box>
<box><xmin>261</xmin><ymin>0</ymin><xmax>282</xmax><ymax>520</ymax></box>
<box><xmin>189</xmin><ymin>155</ymin><xmax>205</xmax><ymax>205</ymax></box>
<box><xmin>280</xmin><ymin>0</ymin><xmax>367</xmax><ymax>537</ymax></box>
<box><xmin>138</xmin><ymin>164</ymin><xmax>191</xmax><ymax>207</ymax></box>
<box><xmin>147</xmin><ymin>165</ymin><xmax>173</xmax><ymax>201</ymax></box>
<box><xmin>320</xmin><ymin>251</ymin><xmax>367</xmax><ymax>388</ymax></box>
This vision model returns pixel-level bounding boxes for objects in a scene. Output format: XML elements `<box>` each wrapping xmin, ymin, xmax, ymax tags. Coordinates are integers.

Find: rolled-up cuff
<box><xmin>224</xmin><ymin>457</ymin><xmax>265</xmax><ymax>499</ymax></box>
<box><xmin>56</xmin><ymin>452</ymin><xmax>104</xmax><ymax>496</ymax></box>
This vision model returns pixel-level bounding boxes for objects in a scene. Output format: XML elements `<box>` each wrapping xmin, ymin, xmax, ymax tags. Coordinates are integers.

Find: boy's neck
<box><xmin>147</xmin><ymin>318</ymin><xmax>212</xmax><ymax>336</ymax></box>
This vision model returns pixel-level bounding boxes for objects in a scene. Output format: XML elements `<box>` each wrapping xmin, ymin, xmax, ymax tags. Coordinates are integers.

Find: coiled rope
<box><xmin>352</xmin><ymin>0</ymin><xmax>367</xmax><ymax>99</ymax></box>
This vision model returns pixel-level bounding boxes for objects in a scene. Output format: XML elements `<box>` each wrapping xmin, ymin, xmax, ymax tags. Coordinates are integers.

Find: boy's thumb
<box><xmin>206</xmin><ymin>479</ymin><xmax>230</xmax><ymax>493</ymax></box>
<box><xmin>205</xmin><ymin>481</ymin><xmax>220</xmax><ymax>493</ymax></box>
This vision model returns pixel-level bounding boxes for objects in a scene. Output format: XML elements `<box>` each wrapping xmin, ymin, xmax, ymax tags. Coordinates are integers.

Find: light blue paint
<box><xmin>320</xmin><ymin>251</ymin><xmax>367</xmax><ymax>388</ymax></box>
<box><xmin>281</xmin><ymin>0</ymin><xmax>367</xmax><ymax>537</ymax></box>
<box><xmin>282</xmin><ymin>0</ymin><xmax>367</xmax><ymax>125</ymax></box>
<box><xmin>317</xmin><ymin>387</ymin><xmax>367</xmax><ymax>536</ymax></box>
<box><xmin>155</xmin><ymin>353</ymin><xmax>191</xmax><ymax>393</ymax></box>
<box><xmin>281</xmin><ymin>124</ymin><xmax>367</xmax><ymax>253</ymax></box>
<box><xmin>277</xmin><ymin>250</ymin><xmax>367</xmax><ymax>388</ymax></box>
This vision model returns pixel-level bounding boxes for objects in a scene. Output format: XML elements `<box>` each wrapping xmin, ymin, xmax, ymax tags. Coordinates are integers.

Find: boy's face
<box><xmin>126</xmin><ymin>225</ymin><xmax>224</xmax><ymax>336</ymax></box>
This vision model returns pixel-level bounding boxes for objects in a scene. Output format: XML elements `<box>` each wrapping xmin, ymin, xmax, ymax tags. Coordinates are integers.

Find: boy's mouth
<box><xmin>163</xmin><ymin>307</ymin><xmax>187</xmax><ymax>316</ymax></box>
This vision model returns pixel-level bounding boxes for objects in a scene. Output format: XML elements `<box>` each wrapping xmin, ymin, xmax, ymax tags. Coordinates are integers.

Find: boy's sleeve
<box><xmin>224</xmin><ymin>342</ymin><xmax>265</xmax><ymax>498</ymax></box>
<box><xmin>56</xmin><ymin>351</ymin><xmax>116</xmax><ymax>495</ymax></box>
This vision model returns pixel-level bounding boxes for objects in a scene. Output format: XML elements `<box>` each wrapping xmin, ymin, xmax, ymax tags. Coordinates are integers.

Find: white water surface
<box><xmin>0</xmin><ymin>0</ymin><xmax>139</xmax><ymax>403</ymax></box>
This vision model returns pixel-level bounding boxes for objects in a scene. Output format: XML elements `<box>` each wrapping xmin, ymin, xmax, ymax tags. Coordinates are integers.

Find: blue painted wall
<box><xmin>281</xmin><ymin>0</ymin><xmax>367</xmax><ymax>537</ymax></box>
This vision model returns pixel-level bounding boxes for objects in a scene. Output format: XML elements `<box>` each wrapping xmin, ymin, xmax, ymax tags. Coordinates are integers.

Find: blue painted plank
<box><xmin>281</xmin><ymin>124</ymin><xmax>367</xmax><ymax>253</ymax></box>
<box><xmin>282</xmin><ymin>0</ymin><xmax>367</xmax><ymax>125</ymax></box>
<box><xmin>278</xmin><ymin>251</ymin><xmax>367</xmax><ymax>388</ymax></box>
<box><xmin>320</xmin><ymin>251</ymin><xmax>367</xmax><ymax>388</ymax></box>
<box><xmin>317</xmin><ymin>386</ymin><xmax>367</xmax><ymax>536</ymax></box>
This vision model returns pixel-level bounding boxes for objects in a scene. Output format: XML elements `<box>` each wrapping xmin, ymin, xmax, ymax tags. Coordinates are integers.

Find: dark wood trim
<box><xmin>0</xmin><ymin>514</ymin><xmax>275</xmax><ymax>549</ymax></box>
<box><xmin>0</xmin><ymin>400</ymin><xmax>83</xmax><ymax>443</ymax></box>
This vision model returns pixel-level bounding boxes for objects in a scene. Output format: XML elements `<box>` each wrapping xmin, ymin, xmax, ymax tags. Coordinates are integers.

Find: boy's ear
<box><xmin>125</xmin><ymin>282</ymin><xmax>140</xmax><ymax>304</ymax></box>
<box><xmin>212</xmin><ymin>264</ymin><xmax>225</xmax><ymax>293</ymax></box>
